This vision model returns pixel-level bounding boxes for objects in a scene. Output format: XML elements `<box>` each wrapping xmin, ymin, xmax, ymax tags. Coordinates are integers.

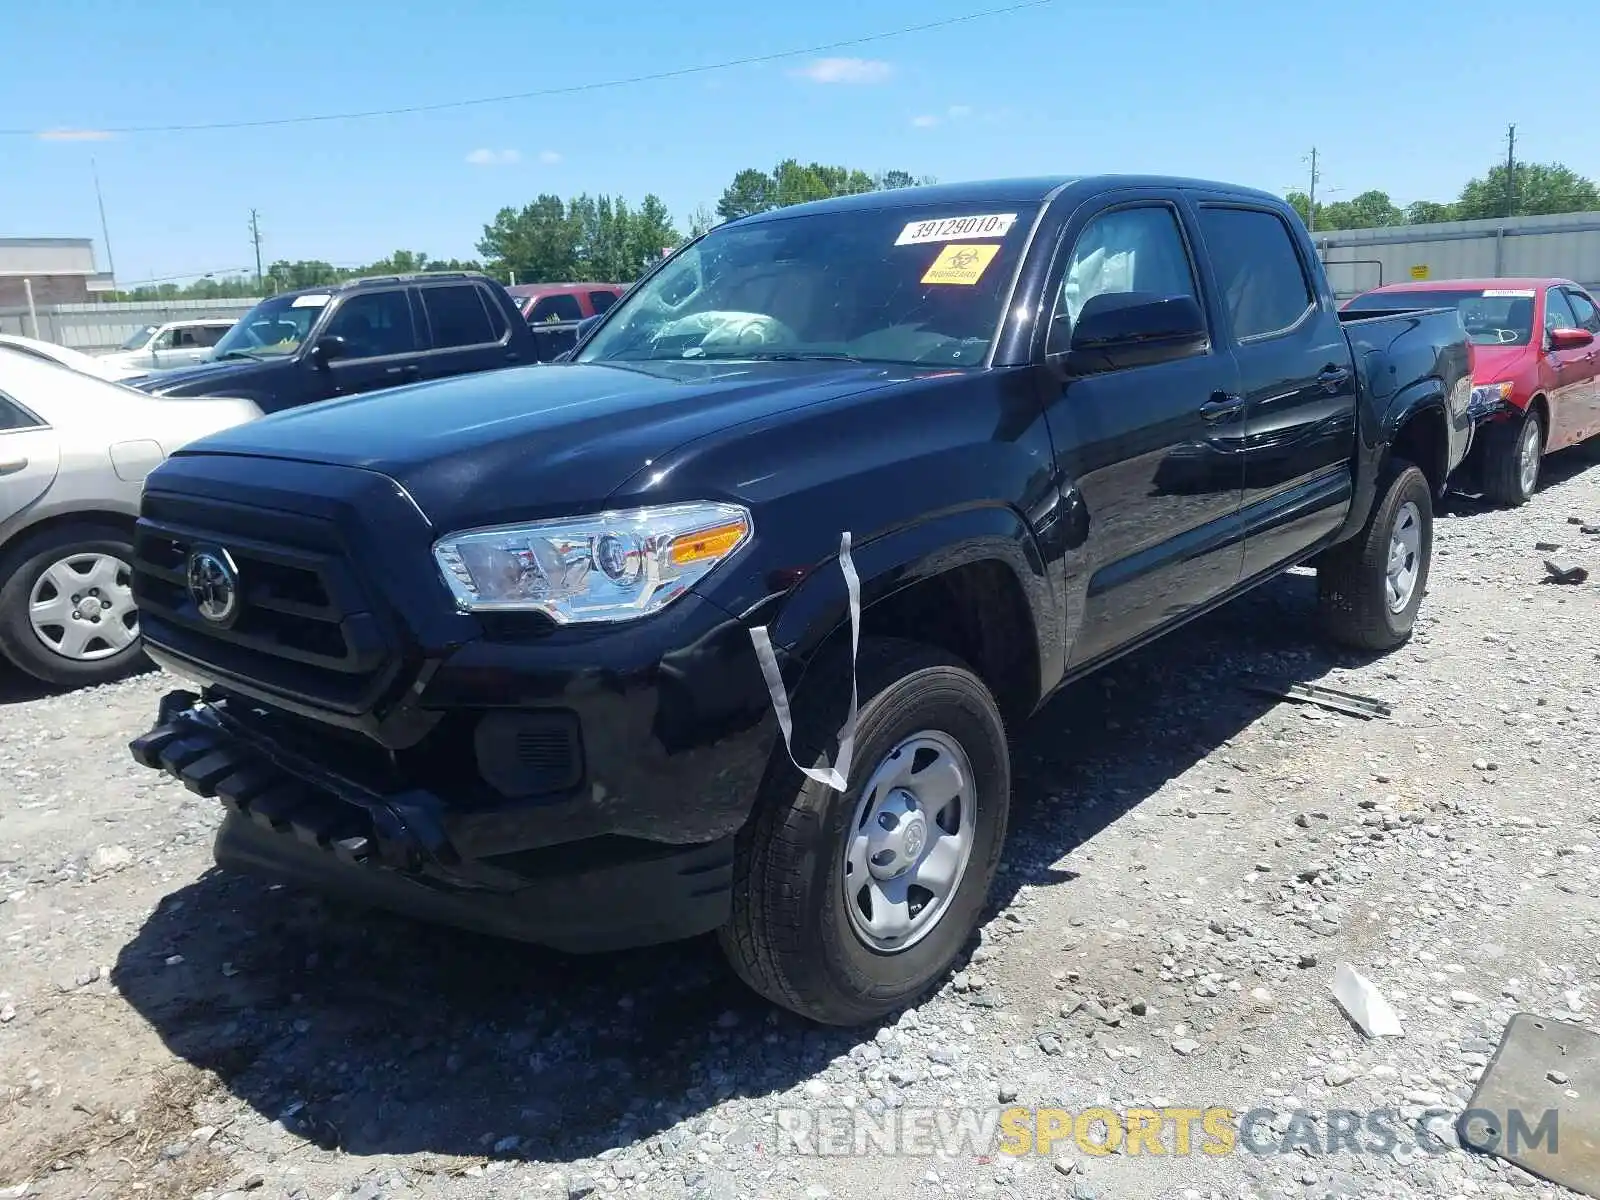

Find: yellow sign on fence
<box><xmin>1409</xmin><ymin>264</ymin><xmax>1430</xmax><ymax>280</ymax></box>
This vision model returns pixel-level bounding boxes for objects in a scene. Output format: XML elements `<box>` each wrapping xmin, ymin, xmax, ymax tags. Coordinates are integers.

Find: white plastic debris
<box><xmin>1330</xmin><ymin>963</ymin><xmax>1404</xmax><ymax>1038</ymax></box>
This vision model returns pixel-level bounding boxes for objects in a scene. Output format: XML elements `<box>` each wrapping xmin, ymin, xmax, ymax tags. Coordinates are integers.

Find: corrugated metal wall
<box><xmin>0</xmin><ymin>297</ymin><xmax>259</xmax><ymax>351</ymax></box>
<box><xmin>1312</xmin><ymin>210</ymin><xmax>1600</xmax><ymax>299</ymax></box>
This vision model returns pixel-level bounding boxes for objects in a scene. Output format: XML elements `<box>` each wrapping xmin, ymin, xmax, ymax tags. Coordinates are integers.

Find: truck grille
<box><xmin>132</xmin><ymin>491</ymin><xmax>399</xmax><ymax>714</ymax></box>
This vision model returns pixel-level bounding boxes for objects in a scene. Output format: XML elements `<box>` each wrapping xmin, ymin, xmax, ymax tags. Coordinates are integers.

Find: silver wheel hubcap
<box><xmin>1518</xmin><ymin>420</ymin><xmax>1541</xmax><ymax>497</ymax></box>
<box><xmin>1385</xmin><ymin>501</ymin><xmax>1422</xmax><ymax>614</ymax></box>
<box><xmin>843</xmin><ymin>730</ymin><xmax>976</xmax><ymax>953</ymax></box>
<box><xmin>28</xmin><ymin>552</ymin><xmax>139</xmax><ymax>662</ymax></box>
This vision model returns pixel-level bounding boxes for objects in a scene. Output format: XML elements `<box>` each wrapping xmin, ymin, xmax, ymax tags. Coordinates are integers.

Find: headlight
<box><xmin>1469</xmin><ymin>382</ymin><xmax>1514</xmax><ymax>412</ymax></box>
<box><xmin>432</xmin><ymin>502</ymin><xmax>751</xmax><ymax>623</ymax></box>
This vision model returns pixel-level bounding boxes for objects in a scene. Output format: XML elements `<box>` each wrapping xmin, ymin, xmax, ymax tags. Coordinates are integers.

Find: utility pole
<box><xmin>91</xmin><ymin>158</ymin><xmax>117</xmax><ymax>291</ymax></box>
<box><xmin>1503</xmin><ymin>124</ymin><xmax>1517</xmax><ymax>218</ymax></box>
<box><xmin>1306</xmin><ymin>147</ymin><xmax>1320</xmax><ymax>233</ymax></box>
<box><xmin>249</xmin><ymin>209</ymin><xmax>264</xmax><ymax>291</ymax></box>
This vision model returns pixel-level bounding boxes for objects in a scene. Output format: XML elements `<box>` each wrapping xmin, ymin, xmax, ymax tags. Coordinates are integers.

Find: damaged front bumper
<box><xmin>129</xmin><ymin>691</ymin><xmax>735</xmax><ymax>952</ymax></box>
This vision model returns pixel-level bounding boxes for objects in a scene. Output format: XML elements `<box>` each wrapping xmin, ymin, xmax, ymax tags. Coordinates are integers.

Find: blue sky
<box><xmin>5</xmin><ymin>0</ymin><xmax>1595</xmax><ymax>288</ymax></box>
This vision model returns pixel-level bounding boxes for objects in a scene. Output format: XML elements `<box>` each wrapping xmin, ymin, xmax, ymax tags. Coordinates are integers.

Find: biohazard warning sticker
<box><xmin>921</xmin><ymin>243</ymin><xmax>1001</xmax><ymax>286</ymax></box>
<box><xmin>896</xmin><ymin>213</ymin><xmax>1018</xmax><ymax>246</ymax></box>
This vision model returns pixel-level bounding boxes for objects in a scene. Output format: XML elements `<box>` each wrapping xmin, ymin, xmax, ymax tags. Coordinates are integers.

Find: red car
<box><xmin>1344</xmin><ymin>278</ymin><xmax>1600</xmax><ymax>505</ymax></box>
<box><xmin>505</xmin><ymin>282</ymin><xmax>625</xmax><ymax>325</ymax></box>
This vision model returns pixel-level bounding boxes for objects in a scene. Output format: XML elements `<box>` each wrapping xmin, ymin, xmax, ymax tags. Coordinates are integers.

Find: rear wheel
<box><xmin>1317</xmin><ymin>458</ymin><xmax>1433</xmax><ymax>652</ymax></box>
<box><xmin>0</xmin><ymin>523</ymin><xmax>146</xmax><ymax>688</ymax></box>
<box><xmin>1479</xmin><ymin>406</ymin><xmax>1543</xmax><ymax>507</ymax></box>
<box><xmin>719</xmin><ymin>637</ymin><xmax>1010</xmax><ymax>1026</ymax></box>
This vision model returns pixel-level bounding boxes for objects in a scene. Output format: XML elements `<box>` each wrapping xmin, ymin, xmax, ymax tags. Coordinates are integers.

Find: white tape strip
<box><xmin>749</xmin><ymin>531</ymin><xmax>860</xmax><ymax>793</ymax></box>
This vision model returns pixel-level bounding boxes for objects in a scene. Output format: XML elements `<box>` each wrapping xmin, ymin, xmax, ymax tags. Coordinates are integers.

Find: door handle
<box><xmin>0</xmin><ymin>456</ymin><xmax>27</xmax><ymax>476</ymax></box>
<box><xmin>1317</xmin><ymin>365</ymin><xmax>1352</xmax><ymax>390</ymax></box>
<box><xmin>1200</xmin><ymin>393</ymin><xmax>1244</xmax><ymax>421</ymax></box>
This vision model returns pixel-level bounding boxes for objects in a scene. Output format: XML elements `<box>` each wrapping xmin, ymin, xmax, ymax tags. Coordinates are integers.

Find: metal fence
<box><xmin>1312</xmin><ymin>210</ymin><xmax>1600</xmax><ymax>299</ymax></box>
<box><xmin>0</xmin><ymin>297</ymin><xmax>260</xmax><ymax>352</ymax></box>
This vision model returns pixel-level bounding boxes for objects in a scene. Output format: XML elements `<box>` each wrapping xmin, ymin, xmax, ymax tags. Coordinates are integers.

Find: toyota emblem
<box><xmin>186</xmin><ymin>548</ymin><xmax>239</xmax><ymax>625</ymax></box>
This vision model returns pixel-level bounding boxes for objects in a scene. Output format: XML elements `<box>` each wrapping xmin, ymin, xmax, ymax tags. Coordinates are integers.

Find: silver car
<box><xmin>0</xmin><ymin>349</ymin><xmax>261</xmax><ymax>687</ymax></box>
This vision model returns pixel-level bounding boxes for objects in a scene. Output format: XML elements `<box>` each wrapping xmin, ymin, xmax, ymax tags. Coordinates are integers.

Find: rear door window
<box><xmin>0</xmin><ymin>393</ymin><xmax>46</xmax><ymax>431</ymax></box>
<box><xmin>530</xmin><ymin>293</ymin><xmax>584</xmax><ymax>323</ymax></box>
<box><xmin>421</xmin><ymin>284</ymin><xmax>496</xmax><ymax>348</ymax></box>
<box><xmin>588</xmin><ymin>291</ymin><xmax>618</xmax><ymax>314</ymax></box>
<box><xmin>1197</xmin><ymin>207</ymin><xmax>1314</xmax><ymax>340</ymax></box>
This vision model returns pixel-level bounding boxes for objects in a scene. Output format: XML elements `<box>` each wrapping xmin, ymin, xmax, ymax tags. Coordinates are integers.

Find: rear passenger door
<box><xmin>1192</xmin><ymin>201</ymin><xmax>1359</xmax><ymax>582</ymax></box>
<box><xmin>1040</xmin><ymin>193</ymin><xmax>1247</xmax><ymax>670</ymax></box>
<box><xmin>414</xmin><ymin>282</ymin><xmax>520</xmax><ymax>383</ymax></box>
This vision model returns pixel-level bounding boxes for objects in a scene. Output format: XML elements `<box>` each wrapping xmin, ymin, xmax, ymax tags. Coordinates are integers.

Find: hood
<box><xmin>137</xmin><ymin>357</ymin><xmax>283</xmax><ymax>395</ymax></box>
<box><xmin>174</xmin><ymin>360</ymin><xmax>910</xmax><ymax>528</ymax></box>
<box><xmin>1469</xmin><ymin>343</ymin><xmax>1534</xmax><ymax>386</ymax></box>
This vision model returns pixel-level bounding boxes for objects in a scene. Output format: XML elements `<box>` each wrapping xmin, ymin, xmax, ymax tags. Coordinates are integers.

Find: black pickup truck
<box><xmin>127</xmin><ymin>176</ymin><xmax>1472</xmax><ymax>1026</ymax></box>
<box><xmin>133</xmin><ymin>272</ymin><xmax>547</xmax><ymax>414</ymax></box>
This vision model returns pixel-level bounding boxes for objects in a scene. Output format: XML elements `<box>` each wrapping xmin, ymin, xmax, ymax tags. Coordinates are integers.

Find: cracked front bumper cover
<box><xmin>129</xmin><ymin>691</ymin><xmax>735</xmax><ymax>952</ymax></box>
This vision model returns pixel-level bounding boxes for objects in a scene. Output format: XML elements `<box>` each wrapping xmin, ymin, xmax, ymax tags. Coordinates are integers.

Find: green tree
<box><xmin>1317</xmin><ymin>190</ymin><xmax>1403</xmax><ymax>232</ymax></box>
<box><xmin>477</xmin><ymin>193</ymin><xmax>680</xmax><ymax>284</ymax></box>
<box><xmin>715</xmin><ymin>161</ymin><xmax>934</xmax><ymax>221</ymax></box>
<box><xmin>1405</xmin><ymin>200</ymin><xmax>1458</xmax><ymax>225</ymax></box>
<box><xmin>1455</xmin><ymin>161</ymin><xmax>1600</xmax><ymax>220</ymax></box>
<box><xmin>477</xmin><ymin>195</ymin><xmax>583</xmax><ymax>283</ymax></box>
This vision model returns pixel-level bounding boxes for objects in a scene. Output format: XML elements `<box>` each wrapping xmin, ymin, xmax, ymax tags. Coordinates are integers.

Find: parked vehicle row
<box><xmin>123</xmin><ymin>174</ymin><xmax>1480</xmax><ymax>1028</ymax></box>
<box><xmin>0</xmin><ymin>333</ymin><xmax>150</xmax><ymax>382</ymax></box>
<box><xmin>1343</xmin><ymin>277</ymin><xmax>1600</xmax><ymax>506</ymax></box>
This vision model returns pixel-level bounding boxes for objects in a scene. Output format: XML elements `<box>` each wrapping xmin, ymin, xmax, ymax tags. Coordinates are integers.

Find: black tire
<box><xmin>718</xmin><ymin>637</ymin><xmax>1010</xmax><ymax>1026</ymax></box>
<box><xmin>0</xmin><ymin>523</ymin><xmax>146</xmax><ymax>688</ymax></box>
<box><xmin>1479</xmin><ymin>406</ymin><xmax>1543</xmax><ymax>507</ymax></box>
<box><xmin>1317</xmin><ymin>458</ymin><xmax>1433</xmax><ymax>652</ymax></box>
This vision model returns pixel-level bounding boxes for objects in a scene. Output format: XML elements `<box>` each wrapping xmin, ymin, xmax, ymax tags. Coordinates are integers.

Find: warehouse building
<box><xmin>0</xmin><ymin>237</ymin><xmax>115</xmax><ymax>308</ymax></box>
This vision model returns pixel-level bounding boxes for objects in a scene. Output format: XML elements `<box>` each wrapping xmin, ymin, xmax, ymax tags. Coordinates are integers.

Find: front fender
<box><xmin>735</xmin><ymin>503</ymin><xmax>1059</xmax><ymax>710</ymax></box>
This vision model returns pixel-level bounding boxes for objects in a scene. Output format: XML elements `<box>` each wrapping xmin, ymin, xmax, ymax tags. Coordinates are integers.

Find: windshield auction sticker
<box><xmin>896</xmin><ymin>213</ymin><xmax>1018</xmax><ymax>246</ymax></box>
<box><xmin>922</xmin><ymin>243</ymin><xmax>1002</xmax><ymax>286</ymax></box>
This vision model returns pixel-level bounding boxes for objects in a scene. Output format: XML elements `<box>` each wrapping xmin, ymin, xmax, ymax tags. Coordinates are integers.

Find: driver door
<box><xmin>316</xmin><ymin>289</ymin><xmax>424</xmax><ymax>400</ymax></box>
<box><xmin>1542</xmin><ymin>286</ymin><xmax>1591</xmax><ymax>449</ymax></box>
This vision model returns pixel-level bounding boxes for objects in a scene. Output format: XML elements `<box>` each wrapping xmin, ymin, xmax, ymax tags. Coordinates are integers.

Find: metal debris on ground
<box><xmin>1543</xmin><ymin>557</ymin><xmax>1591</xmax><ymax>585</ymax></box>
<box><xmin>1330</xmin><ymin>962</ymin><xmax>1404</xmax><ymax>1038</ymax></box>
<box><xmin>1244</xmin><ymin>678</ymin><xmax>1393</xmax><ymax>720</ymax></box>
<box><xmin>1459</xmin><ymin>1013</ymin><xmax>1600</xmax><ymax>1198</ymax></box>
<box><xmin>1535</xmin><ymin>541</ymin><xmax>1562</xmax><ymax>552</ymax></box>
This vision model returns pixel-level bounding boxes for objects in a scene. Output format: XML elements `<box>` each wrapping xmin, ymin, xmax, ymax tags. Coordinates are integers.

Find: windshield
<box><xmin>119</xmin><ymin>325</ymin><xmax>158</xmax><ymax>351</ymax></box>
<box><xmin>577</xmin><ymin>203</ymin><xmax>1040</xmax><ymax>368</ymax></box>
<box><xmin>1346</xmin><ymin>287</ymin><xmax>1537</xmax><ymax>346</ymax></box>
<box><xmin>213</xmin><ymin>293</ymin><xmax>329</xmax><ymax>359</ymax></box>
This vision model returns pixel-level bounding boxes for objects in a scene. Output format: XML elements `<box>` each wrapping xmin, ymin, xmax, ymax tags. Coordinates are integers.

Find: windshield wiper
<box><xmin>216</xmin><ymin>349</ymin><xmax>263</xmax><ymax>361</ymax></box>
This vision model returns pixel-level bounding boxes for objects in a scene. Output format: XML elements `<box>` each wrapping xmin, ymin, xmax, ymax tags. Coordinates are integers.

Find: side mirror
<box><xmin>1549</xmin><ymin>326</ymin><xmax>1595</xmax><ymax>351</ymax></box>
<box><xmin>311</xmin><ymin>334</ymin><xmax>347</xmax><ymax>365</ymax></box>
<box><xmin>1070</xmin><ymin>290</ymin><xmax>1207</xmax><ymax>356</ymax></box>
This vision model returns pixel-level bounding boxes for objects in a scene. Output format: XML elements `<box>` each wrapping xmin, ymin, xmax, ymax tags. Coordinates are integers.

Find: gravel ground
<box><xmin>2</xmin><ymin>443</ymin><xmax>1599</xmax><ymax>1200</ymax></box>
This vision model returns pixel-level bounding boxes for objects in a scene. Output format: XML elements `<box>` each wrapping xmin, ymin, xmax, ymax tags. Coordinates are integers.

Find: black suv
<box><xmin>134</xmin><ymin>272</ymin><xmax>543</xmax><ymax>413</ymax></box>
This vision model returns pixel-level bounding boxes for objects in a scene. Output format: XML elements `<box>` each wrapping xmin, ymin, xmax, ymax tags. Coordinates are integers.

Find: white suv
<box><xmin>96</xmin><ymin>318</ymin><xmax>236</xmax><ymax>372</ymax></box>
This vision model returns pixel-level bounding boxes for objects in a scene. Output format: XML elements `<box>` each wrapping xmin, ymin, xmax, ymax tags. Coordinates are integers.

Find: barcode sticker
<box><xmin>896</xmin><ymin>213</ymin><xmax>1018</xmax><ymax>246</ymax></box>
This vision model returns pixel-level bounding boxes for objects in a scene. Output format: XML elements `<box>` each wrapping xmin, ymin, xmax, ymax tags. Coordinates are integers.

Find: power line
<box><xmin>4</xmin><ymin>1</ymin><xmax>1050</xmax><ymax>137</ymax></box>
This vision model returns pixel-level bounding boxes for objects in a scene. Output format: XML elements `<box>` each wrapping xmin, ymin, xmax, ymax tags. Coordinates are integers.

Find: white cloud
<box><xmin>911</xmin><ymin>114</ymin><xmax>940</xmax><ymax>129</ymax></box>
<box><xmin>538</xmin><ymin>150</ymin><xmax>563</xmax><ymax>165</ymax></box>
<box><xmin>792</xmin><ymin>57</ymin><xmax>893</xmax><ymax>85</ymax></box>
<box><xmin>465</xmin><ymin>148</ymin><xmax>520</xmax><ymax>166</ymax></box>
<box><xmin>947</xmin><ymin>104</ymin><xmax>973</xmax><ymax>118</ymax></box>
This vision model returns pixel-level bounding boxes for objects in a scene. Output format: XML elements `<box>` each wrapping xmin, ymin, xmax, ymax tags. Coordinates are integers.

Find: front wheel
<box><xmin>1317</xmin><ymin>458</ymin><xmax>1433</xmax><ymax>652</ymax></box>
<box><xmin>0</xmin><ymin>523</ymin><xmax>146</xmax><ymax>688</ymax></box>
<box><xmin>1479</xmin><ymin>406</ymin><xmax>1543</xmax><ymax>507</ymax></box>
<box><xmin>719</xmin><ymin>638</ymin><xmax>1010</xmax><ymax>1026</ymax></box>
